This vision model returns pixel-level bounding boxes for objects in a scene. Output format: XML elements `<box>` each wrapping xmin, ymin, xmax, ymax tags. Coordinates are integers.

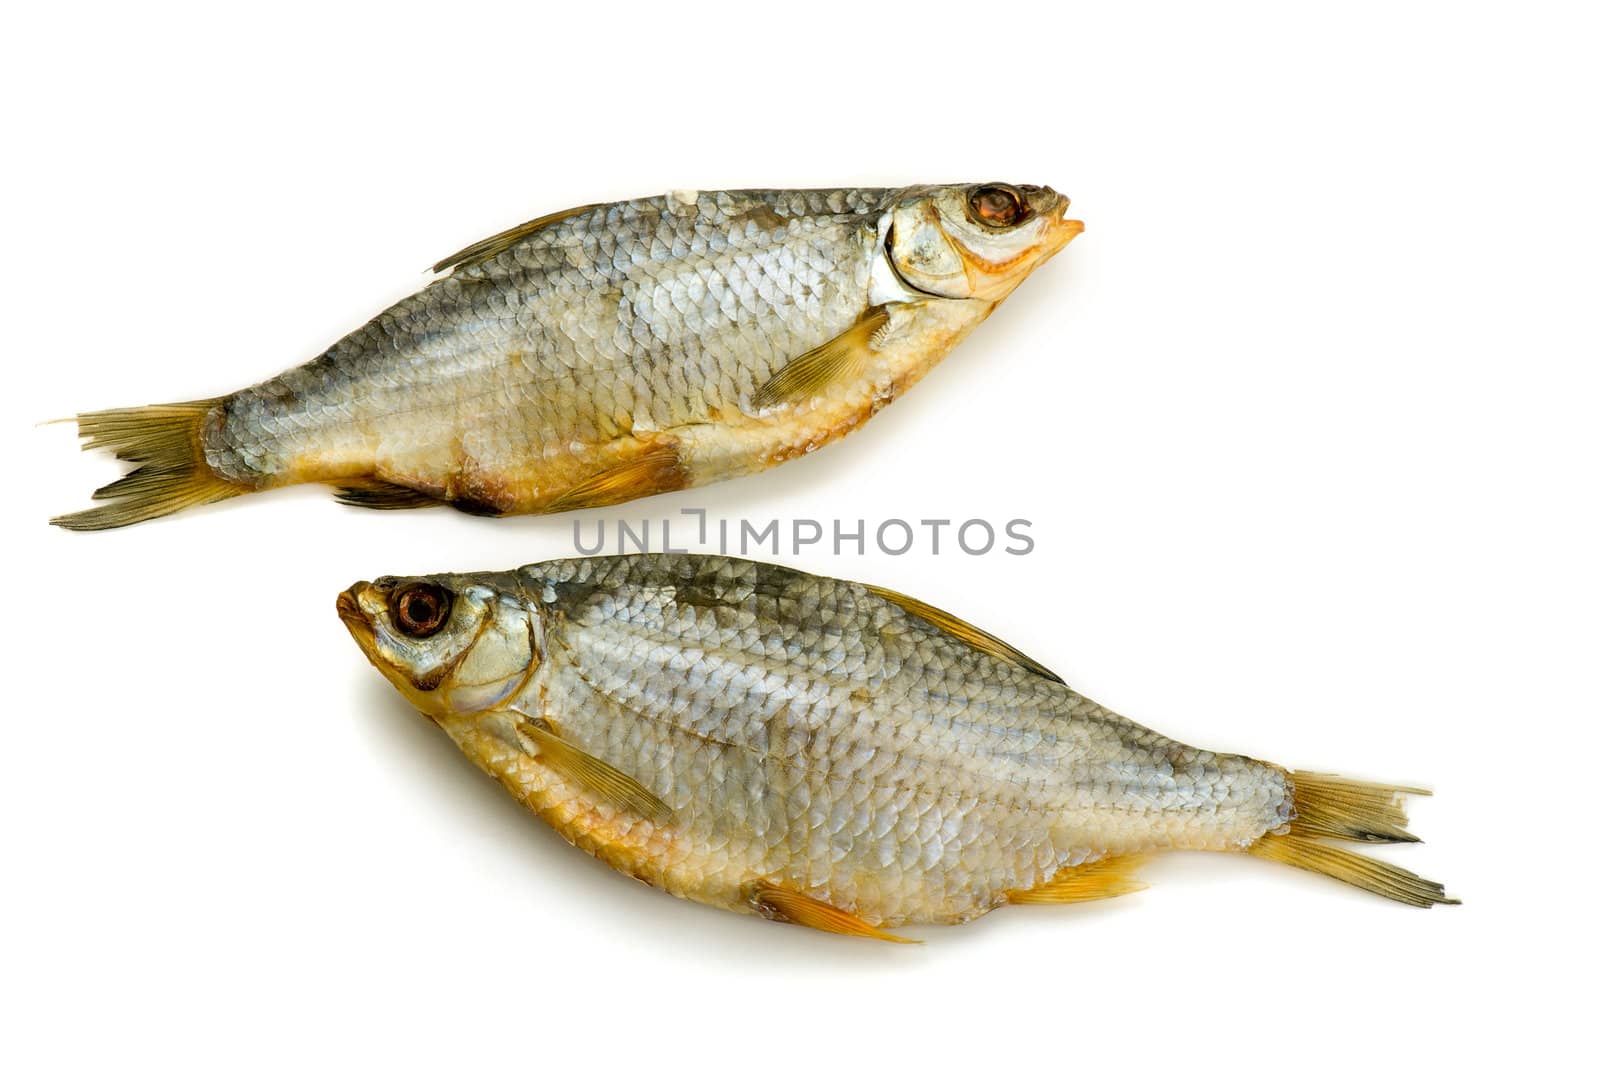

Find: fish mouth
<box><xmin>1024</xmin><ymin>191</ymin><xmax>1082</xmax><ymax>257</ymax></box>
<box><xmin>337</xmin><ymin>581</ymin><xmax>377</xmax><ymax>653</ymax></box>
<box><xmin>1042</xmin><ymin>209</ymin><xmax>1086</xmax><ymax>258</ymax></box>
<box><xmin>1051</xmin><ymin>197</ymin><xmax>1085</xmax><ymax>241</ymax></box>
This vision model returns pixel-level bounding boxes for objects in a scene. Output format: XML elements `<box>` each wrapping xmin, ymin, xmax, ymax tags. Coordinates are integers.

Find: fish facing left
<box><xmin>53</xmin><ymin>183</ymin><xmax>1082</xmax><ymax>530</ymax></box>
<box><xmin>337</xmin><ymin>554</ymin><xmax>1457</xmax><ymax>942</ymax></box>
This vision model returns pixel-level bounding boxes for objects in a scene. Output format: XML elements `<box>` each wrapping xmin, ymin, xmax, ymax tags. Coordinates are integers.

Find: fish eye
<box><xmin>391</xmin><ymin>583</ymin><xmax>452</xmax><ymax>638</ymax></box>
<box><xmin>967</xmin><ymin>184</ymin><xmax>1028</xmax><ymax>229</ymax></box>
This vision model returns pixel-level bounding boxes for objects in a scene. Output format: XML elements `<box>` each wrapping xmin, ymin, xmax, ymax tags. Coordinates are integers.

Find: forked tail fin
<box><xmin>1283</xmin><ymin>771</ymin><xmax>1425</xmax><ymax>843</ymax></box>
<box><xmin>51</xmin><ymin>402</ymin><xmax>244</xmax><ymax>530</ymax></box>
<box><xmin>1251</xmin><ymin>771</ymin><xmax>1458</xmax><ymax>908</ymax></box>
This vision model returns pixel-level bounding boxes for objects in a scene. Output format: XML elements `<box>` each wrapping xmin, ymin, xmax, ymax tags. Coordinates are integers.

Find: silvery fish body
<box><xmin>338</xmin><ymin>555</ymin><xmax>1454</xmax><ymax>938</ymax></box>
<box><xmin>57</xmin><ymin>184</ymin><xmax>1082</xmax><ymax>529</ymax></box>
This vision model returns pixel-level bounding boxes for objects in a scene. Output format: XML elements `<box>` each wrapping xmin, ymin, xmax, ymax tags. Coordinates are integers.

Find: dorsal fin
<box><xmin>432</xmin><ymin>203</ymin><xmax>598</xmax><ymax>274</ymax></box>
<box><xmin>865</xmin><ymin>583</ymin><xmax>1063</xmax><ymax>683</ymax></box>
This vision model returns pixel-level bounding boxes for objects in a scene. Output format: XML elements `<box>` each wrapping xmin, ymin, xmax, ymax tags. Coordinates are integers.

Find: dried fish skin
<box><xmin>338</xmin><ymin>555</ymin><xmax>1455</xmax><ymax>938</ymax></box>
<box><xmin>57</xmin><ymin>184</ymin><xmax>1081</xmax><ymax>529</ymax></box>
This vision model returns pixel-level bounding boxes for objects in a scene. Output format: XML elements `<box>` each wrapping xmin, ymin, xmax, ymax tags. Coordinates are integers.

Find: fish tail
<box><xmin>51</xmin><ymin>400</ymin><xmax>246</xmax><ymax>530</ymax></box>
<box><xmin>1250</xmin><ymin>770</ymin><xmax>1458</xmax><ymax>907</ymax></box>
<box><xmin>1280</xmin><ymin>770</ymin><xmax>1427</xmax><ymax>843</ymax></box>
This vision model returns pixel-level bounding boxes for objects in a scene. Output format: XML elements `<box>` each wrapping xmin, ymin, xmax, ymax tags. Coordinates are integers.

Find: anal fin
<box><xmin>1005</xmin><ymin>854</ymin><xmax>1149</xmax><ymax>905</ymax></box>
<box><xmin>748</xmin><ymin>880</ymin><xmax>919</xmax><ymax>943</ymax></box>
<box><xmin>543</xmin><ymin>443</ymin><xmax>686</xmax><ymax>513</ymax></box>
<box><xmin>513</xmin><ymin>717</ymin><xmax>671</xmax><ymax>822</ymax></box>
<box><xmin>751</xmin><ymin>305</ymin><xmax>890</xmax><ymax>411</ymax></box>
<box><xmin>334</xmin><ymin>477</ymin><xmax>443</xmax><ymax>510</ymax></box>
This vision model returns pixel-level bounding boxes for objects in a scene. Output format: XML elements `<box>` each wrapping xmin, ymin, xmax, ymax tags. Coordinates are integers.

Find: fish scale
<box><xmin>59</xmin><ymin>183</ymin><xmax>1081</xmax><ymax>528</ymax></box>
<box><xmin>226</xmin><ymin>193</ymin><xmax>878</xmax><ymax>481</ymax></box>
<box><xmin>438</xmin><ymin>555</ymin><xmax>1292</xmax><ymax>924</ymax></box>
<box><xmin>336</xmin><ymin>554</ymin><xmax>1451</xmax><ymax>929</ymax></box>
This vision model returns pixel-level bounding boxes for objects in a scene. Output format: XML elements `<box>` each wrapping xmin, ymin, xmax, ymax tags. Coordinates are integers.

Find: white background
<box><xmin>5</xmin><ymin>2</ymin><xmax>1595</xmax><ymax>1061</ymax></box>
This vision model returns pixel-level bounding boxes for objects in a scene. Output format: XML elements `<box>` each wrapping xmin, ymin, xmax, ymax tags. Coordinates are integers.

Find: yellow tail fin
<box><xmin>1285</xmin><ymin>771</ymin><xmax>1426</xmax><ymax>843</ymax></box>
<box><xmin>52</xmin><ymin>402</ymin><xmax>244</xmax><ymax>530</ymax></box>
<box><xmin>1251</xmin><ymin>770</ymin><xmax>1458</xmax><ymax>907</ymax></box>
<box><xmin>1252</xmin><ymin>834</ymin><xmax>1457</xmax><ymax>907</ymax></box>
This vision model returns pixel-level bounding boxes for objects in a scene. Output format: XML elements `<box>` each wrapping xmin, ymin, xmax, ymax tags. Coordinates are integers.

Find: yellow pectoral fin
<box><xmin>866</xmin><ymin>584</ymin><xmax>1064</xmax><ymax>684</ymax></box>
<box><xmin>751</xmin><ymin>305</ymin><xmax>891</xmax><ymax>411</ymax></box>
<box><xmin>544</xmin><ymin>443</ymin><xmax>686</xmax><ymax>513</ymax></box>
<box><xmin>513</xmin><ymin>718</ymin><xmax>671</xmax><ymax>822</ymax></box>
<box><xmin>1005</xmin><ymin>855</ymin><xmax>1149</xmax><ymax>905</ymax></box>
<box><xmin>748</xmin><ymin>881</ymin><xmax>919</xmax><ymax>943</ymax></box>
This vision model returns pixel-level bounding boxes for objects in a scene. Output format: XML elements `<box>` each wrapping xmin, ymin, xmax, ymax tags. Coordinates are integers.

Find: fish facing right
<box><xmin>337</xmin><ymin>554</ymin><xmax>1457</xmax><ymax>941</ymax></box>
<box><xmin>54</xmin><ymin>183</ymin><xmax>1081</xmax><ymax>530</ymax></box>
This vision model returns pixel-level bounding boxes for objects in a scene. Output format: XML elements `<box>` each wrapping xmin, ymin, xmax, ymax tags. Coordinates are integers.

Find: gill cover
<box><xmin>340</xmin><ymin>579</ymin><xmax>540</xmax><ymax>716</ymax></box>
<box><xmin>885</xmin><ymin>183</ymin><xmax>1076</xmax><ymax>301</ymax></box>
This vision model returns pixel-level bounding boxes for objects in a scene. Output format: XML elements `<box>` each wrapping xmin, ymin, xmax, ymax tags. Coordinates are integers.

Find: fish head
<box><xmin>886</xmin><ymin>183</ymin><xmax>1083</xmax><ymax>301</ymax></box>
<box><xmin>337</xmin><ymin>575</ymin><xmax>539</xmax><ymax>718</ymax></box>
